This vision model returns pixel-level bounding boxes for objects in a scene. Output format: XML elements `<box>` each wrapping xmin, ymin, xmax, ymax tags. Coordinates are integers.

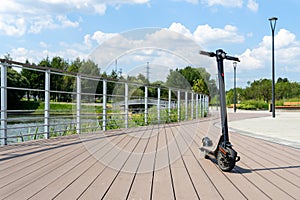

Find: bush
<box><xmin>236</xmin><ymin>100</ymin><xmax>269</xmax><ymax>110</ymax></box>
<box><xmin>237</xmin><ymin>104</ymin><xmax>256</xmax><ymax>110</ymax></box>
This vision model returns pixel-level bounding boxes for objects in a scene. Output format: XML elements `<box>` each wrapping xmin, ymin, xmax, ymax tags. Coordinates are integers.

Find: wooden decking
<box><xmin>0</xmin><ymin>112</ymin><xmax>299</xmax><ymax>200</ymax></box>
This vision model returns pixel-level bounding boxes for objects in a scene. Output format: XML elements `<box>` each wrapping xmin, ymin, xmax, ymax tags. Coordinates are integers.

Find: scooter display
<box><xmin>199</xmin><ymin>49</ymin><xmax>240</xmax><ymax>172</ymax></box>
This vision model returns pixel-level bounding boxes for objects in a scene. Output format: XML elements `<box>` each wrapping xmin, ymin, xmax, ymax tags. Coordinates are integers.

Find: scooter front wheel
<box><xmin>217</xmin><ymin>148</ymin><xmax>236</xmax><ymax>172</ymax></box>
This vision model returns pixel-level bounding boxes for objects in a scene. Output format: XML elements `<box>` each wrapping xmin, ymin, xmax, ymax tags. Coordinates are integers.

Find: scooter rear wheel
<box><xmin>217</xmin><ymin>148</ymin><xmax>236</xmax><ymax>172</ymax></box>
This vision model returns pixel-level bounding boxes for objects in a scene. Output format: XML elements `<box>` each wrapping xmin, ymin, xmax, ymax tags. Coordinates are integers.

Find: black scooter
<box><xmin>199</xmin><ymin>49</ymin><xmax>240</xmax><ymax>172</ymax></box>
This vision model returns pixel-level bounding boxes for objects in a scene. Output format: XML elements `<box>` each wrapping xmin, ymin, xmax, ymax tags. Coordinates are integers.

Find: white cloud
<box><xmin>193</xmin><ymin>24</ymin><xmax>244</xmax><ymax>47</ymax></box>
<box><xmin>167</xmin><ymin>22</ymin><xmax>244</xmax><ymax>48</ymax></box>
<box><xmin>91</xmin><ymin>31</ymin><xmax>118</xmax><ymax>45</ymax></box>
<box><xmin>238</xmin><ymin>29</ymin><xmax>300</xmax><ymax>73</ymax></box>
<box><xmin>173</xmin><ymin>0</ymin><xmax>199</xmax><ymax>4</ymax></box>
<box><xmin>0</xmin><ymin>0</ymin><xmax>150</xmax><ymax>36</ymax></box>
<box><xmin>201</xmin><ymin>0</ymin><xmax>243</xmax><ymax>7</ymax></box>
<box><xmin>169</xmin><ymin>22</ymin><xmax>193</xmax><ymax>39</ymax></box>
<box><xmin>0</xmin><ymin>16</ymin><xmax>26</xmax><ymax>36</ymax></box>
<box><xmin>247</xmin><ymin>0</ymin><xmax>258</xmax><ymax>12</ymax></box>
<box><xmin>10</xmin><ymin>45</ymin><xmax>89</xmax><ymax>64</ymax></box>
<box><xmin>39</xmin><ymin>42</ymin><xmax>48</xmax><ymax>48</ymax></box>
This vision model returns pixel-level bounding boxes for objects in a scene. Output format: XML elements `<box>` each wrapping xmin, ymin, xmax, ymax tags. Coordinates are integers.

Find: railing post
<box><xmin>177</xmin><ymin>90</ymin><xmax>180</xmax><ymax>122</ymax></box>
<box><xmin>0</xmin><ymin>62</ymin><xmax>7</xmax><ymax>145</ymax></box>
<box><xmin>157</xmin><ymin>87</ymin><xmax>160</xmax><ymax>124</ymax></box>
<box><xmin>103</xmin><ymin>79</ymin><xmax>107</xmax><ymax>131</ymax></box>
<box><xmin>185</xmin><ymin>91</ymin><xmax>188</xmax><ymax>120</ymax></box>
<box><xmin>168</xmin><ymin>89</ymin><xmax>171</xmax><ymax>122</ymax></box>
<box><xmin>206</xmin><ymin>95</ymin><xmax>209</xmax><ymax>115</ymax></box>
<box><xmin>76</xmin><ymin>74</ymin><xmax>81</xmax><ymax>134</ymax></box>
<box><xmin>191</xmin><ymin>92</ymin><xmax>194</xmax><ymax>119</ymax></box>
<box><xmin>125</xmin><ymin>82</ymin><xmax>128</xmax><ymax>128</ymax></box>
<box><xmin>144</xmin><ymin>86</ymin><xmax>148</xmax><ymax>125</ymax></box>
<box><xmin>196</xmin><ymin>93</ymin><xmax>199</xmax><ymax>119</ymax></box>
<box><xmin>44</xmin><ymin>69</ymin><xmax>50</xmax><ymax>139</ymax></box>
<box><xmin>201</xmin><ymin>94</ymin><xmax>204</xmax><ymax>117</ymax></box>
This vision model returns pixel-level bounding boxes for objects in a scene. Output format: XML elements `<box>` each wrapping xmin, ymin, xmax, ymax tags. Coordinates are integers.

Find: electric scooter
<box><xmin>199</xmin><ymin>49</ymin><xmax>240</xmax><ymax>172</ymax></box>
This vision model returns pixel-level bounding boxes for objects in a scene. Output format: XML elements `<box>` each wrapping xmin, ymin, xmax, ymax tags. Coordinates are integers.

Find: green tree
<box><xmin>78</xmin><ymin>59</ymin><xmax>100</xmax><ymax>101</ymax></box>
<box><xmin>192</xmin><ymin>78</ymin><xmax>209</xmax><ymax>95</ymax></box>
<box><xmin>50</xmin><ymin>56</ymin><xmax>68</xmax><ymax>101</ymax></box>
<box><xmin>179</xmin><ymin>66</ymin><xmax>200</xmax><ymax>86</ymax></box>
<box><xmin>165</xmin><ymin>68</ymin><xmax>191</xmax><ymax>90</ymax></box>
<box><xmin>21</xmin><ymin>60</ymin><xmax>42</xmax><ymax>101</ymax></box>
<box><xmin>7</xmin><ymin>68</ymin><xmax>29</xmax><ymax>109</ymax></box>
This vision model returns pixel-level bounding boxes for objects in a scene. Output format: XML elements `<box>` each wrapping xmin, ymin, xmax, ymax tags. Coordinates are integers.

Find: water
<box><xmin>6</xmin><ymin>115</ymin><xmax>100</xmax><ymax>143</ymax></box>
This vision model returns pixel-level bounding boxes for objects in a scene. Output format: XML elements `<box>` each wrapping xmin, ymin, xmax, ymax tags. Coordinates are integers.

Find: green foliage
<box><xmin>228</xmin><ymin>77</ymin><xmax>300</xmax><ymax>110</ymax></box>
<box><xmin>237</xmin><ymin>104</ymin><xmax>256</xmax><ymax>110</ymax></box>
<box><xmin>237</xmin><ymin>100</ymin><xmax>269</xmax><ymax>110</ymax></box>
<box><xmin>192</xmin><ymin>78</ymin><xmax>209</xmax><ymax>95</ymax></box>
<box><xmin>7</xmin><ymin>67</ymin><xmax>29</xmax><ymax>109</ymax></box>
<box><xmin>165</xmin><ymin>68</ymin><xmax>191</xmax><ymax>90</ymax></box>
<box><xmin>165</xmin><ymin>66</ymin><xmax>217</xmax><ymax>98</ymax></box>
<box><xmin>15</xmin><ymin>100</ymin><xmax>40</xmax><ymax>110</ymax></box>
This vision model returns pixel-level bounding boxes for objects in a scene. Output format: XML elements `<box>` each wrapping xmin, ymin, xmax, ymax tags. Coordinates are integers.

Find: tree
<box><xmin>249</xmin><ymin>79</ymin><xmax>272</xmax><ymax>102</ymax></box>
<box><xmin>62</xmin><ymin>58</ymin><xmax>82</xmax><ymax>101</ymax></box>
<box><xmin>179</xmin><ymin>66</ymin><xmax>200</xmax><ymax>87</ymax></box>
<box><xmin>165</xmin><ymin>66</ymin><xmax>217</xmax><ymax>100</ymax></box>
<box><xmin>165</xmin><ymin>68</ymin><xmax>191</xmax><ymax>90</ymax></box>
<box><xmin>192</xmin><ymin>78</ymin><xmax>209</xmax><ymax>95</ymax></box>
<box><xmin>21</xmin><ymin>60</ymin><xmax>45</xmax><ymax>101</ymax></box>
<box><xmin>50</xmin><ymin>56</ymin><xmax>68</xmax><ymax>101</ymax></box>
<box><xmin>7</xmin><ymin>68</ymin><xmax>29</xmax><ymax>109</ymax></box>
<box><xmin>77</xmin><ymin>59</ymin><xmax>101</xmax><ymax>102</ymax></box>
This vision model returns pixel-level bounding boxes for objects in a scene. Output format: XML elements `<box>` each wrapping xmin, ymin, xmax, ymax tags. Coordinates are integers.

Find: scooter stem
<box><xmin>216</xmin><ymin>49</ymin><xmax>229</xmax><ymax>143</ymax></box>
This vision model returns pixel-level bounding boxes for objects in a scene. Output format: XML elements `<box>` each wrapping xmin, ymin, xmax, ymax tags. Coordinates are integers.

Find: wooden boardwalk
<box><xmin>0</xmin><ymin>112</ymin><xmax>299</xmax><ymax>200</ymax></box>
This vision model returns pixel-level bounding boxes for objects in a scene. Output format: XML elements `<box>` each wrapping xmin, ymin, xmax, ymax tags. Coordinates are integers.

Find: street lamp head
<box><xmin>269</xmin><ymin>17</ymin><xmax>278</xmax><ymax>31</ymax></box>
<box><xmin>233</xmin><ymin>62</ymin><xmax>237</xmax><ymax>68</ymax></box>
<box><xmin>268</xmin><ymin>17</ymin><xmax>278</xmax><ymax>21</ymax></box>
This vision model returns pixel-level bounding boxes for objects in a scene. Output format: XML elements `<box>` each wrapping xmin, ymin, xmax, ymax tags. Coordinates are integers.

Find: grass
<box><xmin>32</xmin><ymin>102</ymin><xmax>103</xmax><ymax>115</ymax></box>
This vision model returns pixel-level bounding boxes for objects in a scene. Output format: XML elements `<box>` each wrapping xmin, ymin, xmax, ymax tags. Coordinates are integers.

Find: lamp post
<box><xmin>269</xmin><ymin>17</ymin><xmax>278</xmax><ymax>118</ymax></box>
<box><xmin>233</xmin><ymin>62</ymin><xmax>237</xmax><ymax>112</ymax></box>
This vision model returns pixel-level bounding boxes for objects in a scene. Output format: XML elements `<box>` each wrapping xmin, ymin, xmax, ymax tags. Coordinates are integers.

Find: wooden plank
<box><xmin>175</xmin><ymin>124</ymin><xmax>223</xmax><ymax>200</ymax></box>
<box><xmin>231</xmin><ymin>134</ymin><xmax>300</xmax><ymax>177</ymax></box>
<box><xmin>0</xmin><ymin>141</ymin><xmax>86</xmax><ymax>199</ymax></box>
<box><xmin>103</xmin><ymin>128</ymin><xmax>153</xmax><ymax>199</ymax></box>
<box><xmin>236</xmin><ymin>151</ymin><xmax>300</xmax><ymax>199</ymax></box>
<box><xmin>231</xmin><ymin>132</ymin><xmax>300</xmax><ymax>163</ymax></box>
<box><xmin>236</xmin><ymin>159</ymin><xmax>295</xmax><ymax>199</ymax></box>
<box><xmin>151</xmin><ymin>125</ymin><xmax>175</xmax><ymax>200</ymax></box>
<box><xmin>54</xmin><ymin>133</ymin><xmax>129</xmax><ymax>199</ymax></box>
<box><xmin>179</xmin><ymin>121</ymin><xmax>247</xmax><ymax>200</ymax></box>
<box><xmin>78</xmin><ymin>130</ymin><xmax>143</xmax><ymax>199</ymax></box>
<box><xmin>0</xmin><ymin>136</ymin><xmax>80</xmax><ymax>168</ymax></box>
<box><xmin>26</xmin><ymin>133</ymin><xmax>123</xmax><ymax>199</ymax></box>
<box><xmin>184</xmin><ymin>120</ymin><xmax>299</xmax><ymax>198</ymax></box>
<box><xmin>126</xmin><ymin>126</ymin><xmax>159</xmax><ymax>199</ymax></box>
<box><xmin>167</xmin><ymin>126</ymin><xmax>199</xmax><ymax>200</ymax></box>
<box><xmin>0</xmin><ymin>138</ymin><xmax>84</xmax><ymax>179</ymax></box>
<box><xmin>3</xmin><ymin>143</ymin><xmax>96</xmax><ymax>199</ymax></box>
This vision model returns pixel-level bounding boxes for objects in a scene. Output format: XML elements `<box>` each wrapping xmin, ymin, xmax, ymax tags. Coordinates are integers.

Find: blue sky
<box><xmin>1</xmin><ymin>0</ymin><xmax>300</xmax><ymax>90</ymax></box>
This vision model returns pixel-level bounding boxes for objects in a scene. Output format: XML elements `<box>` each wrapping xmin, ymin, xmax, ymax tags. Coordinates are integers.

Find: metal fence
<box><xmin>0</xmin><ymin>59</ymin><xmax>209</xmax><ymax>145</ymax></box>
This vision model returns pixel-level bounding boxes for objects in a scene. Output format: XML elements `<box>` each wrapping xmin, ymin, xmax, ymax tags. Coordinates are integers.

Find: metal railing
<box><xmin>0</xmin><ymin>59</ymin><xmax>209</xmax><ymax>145</ymax></box>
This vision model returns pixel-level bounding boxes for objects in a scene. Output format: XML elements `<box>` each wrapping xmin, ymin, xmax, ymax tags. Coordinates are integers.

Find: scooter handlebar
<box><xmin>225</xmin><ymin>55</ymin><xmax>240</xmax><ymax>62</ymax></box>
<box><xmin>199</xmin><ymin>50</ymin><xmax>216</xmax><ymax>57</ymax></box>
